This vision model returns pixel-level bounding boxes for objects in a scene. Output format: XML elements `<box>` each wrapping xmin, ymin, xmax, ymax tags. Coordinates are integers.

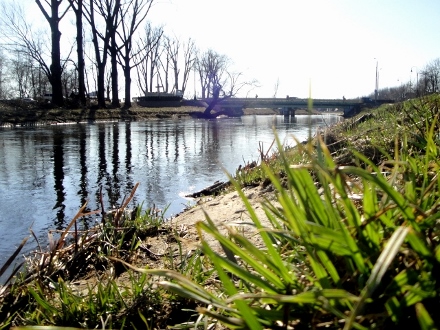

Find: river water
<box><xmin>0</xmin><ymin>114</ymin><xmax>342</xmax><ymax>278</ymax></box>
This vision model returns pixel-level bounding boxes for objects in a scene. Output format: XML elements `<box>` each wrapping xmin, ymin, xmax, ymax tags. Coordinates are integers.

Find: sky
<box><xmin>17</xmin><ymin>0</ymin><xmax>440</xmax><ymax>100</ymax></box>
<box><xmin>144</xmin><ymin>0</ymin><xmax>440</xmax><ymax>99</ymax></box>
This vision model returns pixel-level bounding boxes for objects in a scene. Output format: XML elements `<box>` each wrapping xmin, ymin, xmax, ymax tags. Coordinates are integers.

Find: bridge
<box><xmin>201</xmin><ymin>97</ymin><xmax>391</xmax><ymax>117</ymax></box>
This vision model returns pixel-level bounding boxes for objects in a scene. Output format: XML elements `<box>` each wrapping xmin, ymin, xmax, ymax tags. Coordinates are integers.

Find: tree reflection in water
<box><xmin>0</xmin><ymin>114</ymin><xmax>343</xmax><ymax>264</ymax></box>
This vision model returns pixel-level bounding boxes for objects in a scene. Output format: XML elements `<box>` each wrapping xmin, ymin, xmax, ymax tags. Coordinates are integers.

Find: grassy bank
<box><xmin>1</xmin><ymin>94</ymin><xmax>440</xmax><ymax>329</ymax></box>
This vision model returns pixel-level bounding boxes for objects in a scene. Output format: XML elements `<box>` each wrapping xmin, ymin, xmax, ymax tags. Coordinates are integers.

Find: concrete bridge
<box><xmin>201</xmin><ymin>97</ymin><xmax>392</xmax><ymax>117</ymax></box>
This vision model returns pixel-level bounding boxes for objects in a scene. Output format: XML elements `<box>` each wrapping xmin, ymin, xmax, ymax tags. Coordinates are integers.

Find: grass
<box><xmin>0</xmin><ymin>184</ymin><xmax>190</xmax><ymax>329</ymax></box>
<box><xmin>153</xmin><ymin>95</ymin><xmax>440</xmax><ymax>329</ymax></box>
<box><xmin>1</xmin><ymin>94</ymin><xmax>440</xmax><ymax>329</ymax></box>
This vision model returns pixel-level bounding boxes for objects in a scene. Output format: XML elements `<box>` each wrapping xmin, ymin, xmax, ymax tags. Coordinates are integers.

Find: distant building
<box><xmin>87</xmin><ymin>91</ymin><xmax>98</xmax><ymax>99</ymax></box>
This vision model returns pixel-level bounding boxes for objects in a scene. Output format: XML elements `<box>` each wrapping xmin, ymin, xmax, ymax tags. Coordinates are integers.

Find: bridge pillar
<box><xmin>220</xmin><ymin>106</ymin><xmax>244</xmax><ymax>117</ymax></box>
<box><xmin>282</xmin><ymin>107</ymin><xmax>296</xmax><ymax>119</ymax></box>
<box><xmin>343</xmin><ymin>105</ymin><xmax>361</xmax><ymax>118</ymax></box>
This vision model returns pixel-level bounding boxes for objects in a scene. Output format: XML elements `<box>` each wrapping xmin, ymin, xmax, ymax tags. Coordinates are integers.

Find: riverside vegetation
<box><xmin>1</xmin><ymin>94</ymin><xmax>440</xmax><ymax>329</ymax></box>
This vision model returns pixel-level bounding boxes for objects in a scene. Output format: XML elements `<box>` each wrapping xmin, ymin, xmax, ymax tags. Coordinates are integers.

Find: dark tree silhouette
<box><xmin>135</xmin><ymin>23</ymin><xmax>163</xmax><ymax>95</ymax></box>
<box><xmin>181</xmin><ymin>38</ymin><xmax>196</xmax><ymax>95</ymax></box>
<box><xmin>116</xmin><ymin>0</ymin><xmax>154</xmax><ymax>108</ymax></box>
<box><xmin>196</xmin><ymin>49</ymin><xmax>258</xmax><ymax>118</ymax></box>
<box><xmin>163</xmin><ymin>36</ymin><xmax>196</xmax><ymax>95</ymax></box>
<box><xmin>68</xmin><ymin>0</ymin><xmax>86</xmax><ymax>106</ymax></box>
<box><xmin>84</xmin><ymin>0</ymin><xmax>121</xmax><ymax>108</ymax></box>
<box><xmin>35</xmin><ymin>0</ymin><xmax>72</xmax><ymax>106</ymax></box>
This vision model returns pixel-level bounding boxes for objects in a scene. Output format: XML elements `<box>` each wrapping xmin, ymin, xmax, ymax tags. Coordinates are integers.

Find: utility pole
<box><xmin>411</xmin><ymin>66</ymin><xmax>418</xmax><ymax>96</ymax></box>
<box><xmin>375</xmin><ymin>59</ymin><xmax>379</xmax><ymax>103</ymax></box>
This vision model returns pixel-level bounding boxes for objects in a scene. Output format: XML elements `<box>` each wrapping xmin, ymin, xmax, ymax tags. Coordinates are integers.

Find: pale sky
<box><xmin>17</xmin><ymin>0</ymin><xmax>440</xmax><ymax>100</ymax></box>
<box><xmin>146</xmin><ymin>0</ymin><xmax>440</xmax><ymax>99</ymax></box>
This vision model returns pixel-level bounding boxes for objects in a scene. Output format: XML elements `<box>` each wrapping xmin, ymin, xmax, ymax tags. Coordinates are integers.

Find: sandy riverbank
<box><xmin>167</xmin><ymin>183</ymin><xmax>276</xmax><ymax>257</ymax></box>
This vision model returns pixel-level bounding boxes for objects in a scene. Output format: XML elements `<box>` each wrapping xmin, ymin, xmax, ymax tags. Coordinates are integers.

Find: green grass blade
<box><xmin>203</xmin><ymin>249</ymin><xmax>279</xmax><ymax>293</ymax></box>
<box><xmin>415</xmin><ymin>302</ymin><xmax>437</xmax><ymax>330</ymax></box>
<box><xmin>344</xmin><ymin>226</ymin><xmax>409</xmax><ymax>330</ymax></box>
<box><xmin>341</xmin><ymin>166</ymin><xmax>417</xmax><ymax>225</ymax></box>
<box><xmin>200</xmin><ymin>239</ymin><xmax>263</xmax><ymax>330</ymax></box>
<box><xmin>197</xmin><ymin>307</ymin><xmax>246</xmax><ymax>329</ymax></box>
<box><xmin>227</xmin><ymin>173</ymin><xmax>296</xmax><ymax>286</ymax></box>
<box><xmin>198</xmin><ymin>215</ymin><xmax>286</xmax><ymax>290</ymax></box>
<box><xmin>108</xmin><ymin>257</ymin><xmax>227</xmax><ymax>309</ymax></box>
<box><xmin>227</xmin><ymin>289</ymin><xmax>359</xmax><ymax>305</ymax></box>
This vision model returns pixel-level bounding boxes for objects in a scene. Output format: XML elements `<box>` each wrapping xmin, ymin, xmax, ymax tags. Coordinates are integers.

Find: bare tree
<box><xmin>105</xmin><ymin>69</ymin><xmax>112</xmax><ymax>101</ymax></box>
<box><xmin>196</xmin><ymin>49</ymin><xmax>228</xmax><ymax>99</ymax></box>
<box><xmin>164</xmin><ymin>36</ymin><xmax>179</xmax><ymax>93</ymax></box>
<box><xmin>419</xmin><ymin>58</ymin><xmax>440</xmax><ymax>95</ymax></box>
<box><xmin>196</xmin><ymin>49</ymin><xmax>258</xmax><ymax>118</ymax></box>
<box><xmin>0</xmin><ymin>2</ymin><xmax>63</xmax><ymax>101</ymax></box>
<box><xmin>161</xmin><ymin>36</ymin><xmax>174</xmax><ymax>92</ymax></box>
<box><xmin>116</xmin><ymin>0</ymin><xmax>153</xmax><ymax>108</ymax></box>
<box><xmin>109</xmin><ymin>10</ymin><xmax>120</xmax><ymax>107</ymax></box>
<box><xmin>224</xmin><ymin>71</ymin><xmax>258</xmax><ymax>97</ymax></box>
<box><xmin>68</xmin><ymin>0</ymin><xmax>86</xmax><ymax>106</ymax></box>
<box><xmin>0</xmin><ymin>50</ymin><xmax>10</xmax><ymax>99</ymax></box>
<box><xmin>181</xmin><ymin>38</ymin><xmax>196</xmax><ymax>95</ymax></box>
<box><xmin>367</xmin><ymin>82</ymin><xmax>411</xmax><ymax>102</ymax></box>
<box><xmin>84</xmin><ymin>0</ymin><xmax>121</xmax><ymax>108</ymax></box>
<box><xmin>34</xmin><ymin>0</ymin><xmax>72</xmax><ymax>106</ymax></box>
<box><xmin>84</xmin><ymin>49</ymin><xmax>97</xmax><ymax>97</ymax></box>
<box><xmin>135</xmin><ymin>23</ymin><xmax>163</xmax><ymax>95</ymax></box>
<box><xmin>9</xmin><ymin>50</ymin><xmax>35</xmax><ymax>98</ymax></box>
<box><xmin>159</xmin><ymin>39</ymin><xmax>171</xmax><ymax>93</ymax></box>
<box><xmin>149</xmin><ymin>35</ymin><xmax>163</xmax><ymax>93</ymax></box>
<box><xmin>61</xmin><ymin>66</ymin><xmax>78</xmax><ymax>98</ymax></box>
<box><xmin>162</xmin><ymin>36</ymin><xmax>196</xmax><ymax>95</ymax></box>
<box><xmin>11</xmin><ymin>56</ymin><xmax>31</xmax><ymax>98</ymax></box>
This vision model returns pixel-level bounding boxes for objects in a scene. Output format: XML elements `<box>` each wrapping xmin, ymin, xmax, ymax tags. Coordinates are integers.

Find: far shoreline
<box><xmin>0</xmin><ymin>99</ymin><xmax>341</xmax><ymax>127</ymax></box>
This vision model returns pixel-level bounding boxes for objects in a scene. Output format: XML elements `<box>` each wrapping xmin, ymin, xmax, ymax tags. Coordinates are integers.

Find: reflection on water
<box><xmin>0</xmin><ymin>114</ymin><xmax>342</xmax><ymax>276</ymax></box>
<box><xmin>53</xmin><ymin>130</ymin><xmax>66</xmax><ymax>229</ymax></box>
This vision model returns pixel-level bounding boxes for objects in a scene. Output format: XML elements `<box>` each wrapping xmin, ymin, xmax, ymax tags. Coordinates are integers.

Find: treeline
<box><xmin>367</xmin><ymin>58</ymin><xmax>440</xmax><ymax>101</ymax></box>
<box><xmin>0</xmin><ymin>0</ymin><xmax>255</xmax><ymax>108</ymax></box>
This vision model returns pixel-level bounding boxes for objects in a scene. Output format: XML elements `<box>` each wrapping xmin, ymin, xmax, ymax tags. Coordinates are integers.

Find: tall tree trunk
<box><xmin>123</xmin><ymin>59</ymin><xmax>132</xmax><ymax>108</ymax></box>
<box><xmin>149</xmin><ymin>60</ymin><xmax>155</xmax><ymax>92</ymax></box>
<box><xmin>110</xmin><ymin>35</ymin><xmax>120</xmax><ymax>107</ymax></box>
<box><xmin>97</xmin><ymin>63</ymin><xmax>106</xmax><ymax>107</ymax></box>
<box><xmin>76</xmin><ymin>0</ymin><xmax>86</xmax><ymax>106</ymax></box>
<box><xmin>50</xmin><ymin>18</ymin><xmax>63</xmax><ymax>106</ymax></box>
<box><xmin>35</xmin><ymin>0</ymin><xmax>67</xmax><ymax>106</ymax></box>
<box><xmin>173</xmin><ymin>59</ymin><xmax>179</xmax><ymax>92</ymax></box>
<box><xmin>85</xmin><ymin>0</ymin><xmax>120</xmax><ymax>108</ymax></box>
<box><xmin>71</xmin><ymin>0</ymin><xmax>86</xmax><ymax>106</ymax></box>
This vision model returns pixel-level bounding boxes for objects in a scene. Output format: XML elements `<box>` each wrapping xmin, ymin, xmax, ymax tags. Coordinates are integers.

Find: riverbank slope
<box><xmin>2</xmin><ymin>95</ymin><xmax>438</xmax><ymax>329</ymax></box>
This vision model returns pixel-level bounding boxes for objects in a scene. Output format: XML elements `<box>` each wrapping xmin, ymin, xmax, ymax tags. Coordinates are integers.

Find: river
<box><xmin>0</xmin><ymin>114</ymin><xmax>342</xmax><ymax>279</ymax></box>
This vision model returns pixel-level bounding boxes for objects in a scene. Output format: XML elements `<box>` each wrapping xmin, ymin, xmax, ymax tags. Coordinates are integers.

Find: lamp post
<box><xmin>411</xmin><ymin>66</ymin><xmax>418</xmax><ymax>96</ymax></box>
<box><xmin>193</xmin><ymin>66</ymin><xmax>196</xmax><ymax>99</ymax></box>
<box><xmin>397</xmin><ymin>78</ymin><xmax>404</xmax><ymax>101</ymax></box>
<box><xmin>374</xmin><ymin>58</ymin><xmax>379</xmax><ymax>102</ymax></box>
